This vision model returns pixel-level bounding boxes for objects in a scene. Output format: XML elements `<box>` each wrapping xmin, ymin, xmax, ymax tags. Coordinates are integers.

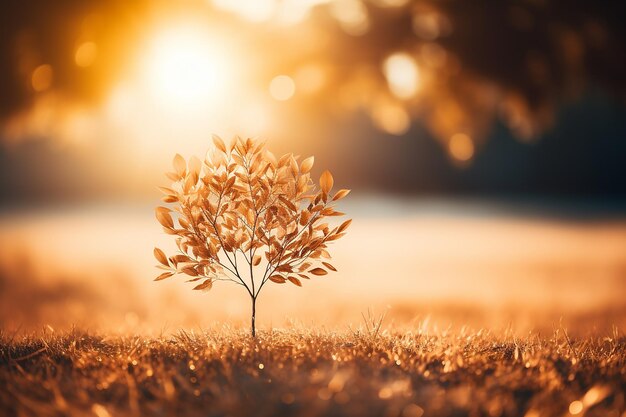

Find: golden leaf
<box><xmin>269</xmin><ymin>275</ymin><xmax>286</xmax><ymax>283</ymax></box>
<box><xmin>326</xmin><ymin>233</ymin><xmax>346</xmax><ymax>241</ymax></box>
<box><xmin>279</xmin><ymin>195</ymin><xmax>297</xmax><ymax>212</ymax></box>
<box><xmin>319</xmin><ymin>170</ymin><xmax>334</xmax><ymax>194</ymax></box>
<box><xmin>288</xmin><ymin>276</ymin><xmax>302</xmax><ymax>287</ymax></box>
<box><xmin>300</xmin><ymin>156</ymin><xmax>314</xmax><ymax>173</ymax></box>
<box><xmin>166</xmin><ymin>172</ymin><xmax>180</xmax><ymax>182</ymax></box>
<box><xmin>154</xmin><ymin>272</ymin><xmax>174</xmax><ymax>281</ymax></box>
<box><xmin>212</xmin><ymin>134</ymin><xmax>227</xmax><ymax>152</ymax></box>
<box><xmin>322</xmin><ymin>262</ymin><xmax>337</xmax><ymax>272</ymax></box>
<box><xmin>173</xmin><ymin>154</ymin><xmax>186</xmax><ymax>176</ymax></box>
<box><xmin>184</xmin><ymin>175</ymin><xmax>196</xmax><ymax>193</ymax></box>
<box><xmin>182</xmin><ymin>266</ymin><xmax>199</xmax><ymax>276</ymax></box>
<box><xmin>309</xmin><ymin>268</ymin><xmax>328</xmax><ymax>276</ymax></box>
<box><xmin>170</xmin><ymin>254</ymin><xmax>191</xmax><ymax>265</ymax></box>
<box><xmin>155</xmin><ymin>207</ymin><xmax>174</xmax><ymax>228</ymax></box>
<box><xmin>193</xmin><ymin>280</ymin><xmax>213</xmax><ymax>291</ymax></box>
<box><xmin>333</xmin><ymin>189</ymin><xmax>351</xmax><ymax>201</ymax></box>
<box><xmin>299</xmin><ymin>210</ymin><xmax>311</xmax><ymax>225</ymax></box>
<box><xmin>265</xmin><ymin>150</ymin><xmax>277</xmax><ymax>166</ymax></box>
<box><xmin>289</xmin><ymin>156</ymin><xmax>299</xmax><ymax>176</ymax></box>
<box><xmin>179</xmin><ymin>217</ymin><xmax>190</xmax><ymax>230</ymax></box>
<box><xmin>252</xmin><ymin>255</ymin><xmax>262</xmax><ymax>266</ymax></box>
<box><xmin>153</xmin><ymin>247</ymin><xmax>169</xmax><ymax>266</ymax></box>
<box><xmin>188</xmin><ymin>156</ymin><xmax>202</xmax><ymax>176</ymax></box>
<box><xmin>337</xmin><ymin>219</ymin><xmax>352</xmax><ymax>233</ymax></box>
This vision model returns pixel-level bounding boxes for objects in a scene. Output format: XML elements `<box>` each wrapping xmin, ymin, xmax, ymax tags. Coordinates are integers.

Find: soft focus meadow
<box><xmin>1</xmin><ymin>198</ymin><xmax>625</xmax><ymax>335</ymax></box>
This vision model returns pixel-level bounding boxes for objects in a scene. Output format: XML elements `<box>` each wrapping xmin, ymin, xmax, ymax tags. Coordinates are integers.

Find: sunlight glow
<box><xmin>383</xmin><ymin>53</ymin><xmax>420</xmax><ymax>99</ymax></box>
<box><xmin>212</xmin><ymin>0</ymin><xmax>330</xmax><ymax>24</ymax></box>
<box><xmin>330</xmin><ymin>0</ymin><xmax>370</xmax><ymax>36</ymax></box>
<box><xmin>143</xmin><ymin>26</ymin><xmax>232</xmax><ymax>109</ymax></box>
<box><xmin>212</xmin><ymin>0</ymin><xmax>278</xmax><ymax>22</ymax></box>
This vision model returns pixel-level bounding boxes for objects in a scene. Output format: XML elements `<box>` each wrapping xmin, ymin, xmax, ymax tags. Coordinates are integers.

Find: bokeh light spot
<box><xmin>330</xmin><ymin>0</ymin><xmax>370</xmax><ymax>36</ymax></box>
<box><xmin>31</xmin><ymin>64</ymin><xmax>53</xmax><ymax>92</ymax></box>
<box><xmin>371</xmin><ymin>101</ymin><xmax>410</xmax><ymax>135</ymax></box>
<box><xmin>75</xmin><ymin>42</ymin><xmax>98</xmax><ymax>68</ymax></box>
<box><xmin>383</xmin><ymin>53</ymin><xmax>420</xmax><ymax>99</ymax></box>
<box><xmin>413</xmin><ymin>13</ymin><xmax>440</xmax><ymax>40</ymax></box>
<box><xmin>569</xmin><ymin>400</ymin><xmax>583</xmax><ymax>415</ymax></box>
<box><xmin>269</xmin><ymin>75</ymin><xmax>295</xmax><ymax>101</ymax></box>
<box><xmin>448</xmin><ymin>133</ymin><xmax>474</xmax><ymax>161</ymax></box>
<box><xmin>402</xmin><ymin>403</ymin><xmax>424</xmax><ymax>417</ymax></box>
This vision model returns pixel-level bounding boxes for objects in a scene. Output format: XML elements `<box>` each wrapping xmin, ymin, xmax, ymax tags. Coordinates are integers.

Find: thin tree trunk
<box><xmin>251</xmin><ymin>297</ymin><xmax>256</xmax><ymax>338</ymax></box>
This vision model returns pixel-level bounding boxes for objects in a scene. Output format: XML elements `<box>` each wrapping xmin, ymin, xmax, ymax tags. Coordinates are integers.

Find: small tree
<box><xmin>154</xmin><ymin>136</ymin><xmax>351</xmax><ymax>337</ymax></box>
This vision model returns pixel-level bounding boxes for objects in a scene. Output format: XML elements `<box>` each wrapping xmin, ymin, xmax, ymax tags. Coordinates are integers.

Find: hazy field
<box><xmin>1</xmin><ymin>197</ymin><xmax>625</xmax><ymax>334</ymax></box>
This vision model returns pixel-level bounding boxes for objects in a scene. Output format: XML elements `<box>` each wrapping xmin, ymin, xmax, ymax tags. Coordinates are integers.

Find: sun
<box><xmin>143</xmin><ymin>25</ymin><xmax>232</xmax><ymax>109</ymax></box>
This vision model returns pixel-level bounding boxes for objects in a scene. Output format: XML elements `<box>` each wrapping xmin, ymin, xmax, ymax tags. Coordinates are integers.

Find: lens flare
<box><xmin>143</xmin><ymin>25</ymin><xmax>232</xmax><ymax>109</ymax></box>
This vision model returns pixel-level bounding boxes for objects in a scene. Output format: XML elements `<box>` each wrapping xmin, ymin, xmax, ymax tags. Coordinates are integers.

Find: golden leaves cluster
<box><xmin>154</xmin><ymin>136</ymin><xmax>351</xmax><ymax>296</ymax></box>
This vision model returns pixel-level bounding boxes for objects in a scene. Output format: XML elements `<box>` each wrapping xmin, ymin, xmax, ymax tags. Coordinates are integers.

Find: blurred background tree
<box><xmin>0</xmin><ymin>0</ymin><xmax>625</xmax><ymax>204</ymax></box>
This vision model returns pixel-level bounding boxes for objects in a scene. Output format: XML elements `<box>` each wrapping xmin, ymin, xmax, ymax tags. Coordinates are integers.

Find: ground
<box><xmin>1</xmin><ymin>326</ymin><xmax>625</xmax><ymax>417</ymax></box>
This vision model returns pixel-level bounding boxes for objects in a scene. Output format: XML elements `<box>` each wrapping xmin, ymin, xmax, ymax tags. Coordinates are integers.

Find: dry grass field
<box><xmin>2</xmin><ymin>324</ymin><xmax>626</xmax><ymax>417</ymax></box>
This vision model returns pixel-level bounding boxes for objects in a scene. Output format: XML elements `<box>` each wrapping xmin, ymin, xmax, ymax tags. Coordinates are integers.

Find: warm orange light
<box><xmin>371</xmin><ymin>99</ymin><xmax>411</xmax><ymax>135</ymax></box>
<box><xmin>75</xmin><ymin>42</ymin><xmax>98</xmax><ymax>68</ymax></box>
<box><xmin>330</xmin><ymin>0</ymin><xmax>370</xmax><ymax>36</ymax></box>
<box><xmin>568</xmin><ymin>401</ymin><xmax>583</xmax><ymax>415</ymax></box>
<box><xmin>374</xmin><ymin>0</ymin><xmax>410</xmax><ymax>7</ymax></box>
<box><xmin>294</xmin><ymin>65</ymin><xmax>326</xmax><ymax>94</ymax></box>
<box><xmin>269</xmin><ymin>75</ymin><xmax>296</xmax><ymax>101</ymax></box>
<box><xmin>143</xmin><ymin>25</ymin><xmax>232</xmax><ymax>109</ymax></box>
<box><xmin>31</xmin><ymin>64</ymin><xmax>53</xmax><ymax>92</ymax></box>
<box><xmin>383</xmin><ymin>53</ymin><xmax>420</xmax><ymax>99</ymax></box>
<box><xmin>448</xmin><ymin>133</ymin><xmax>474</xmax><ymax>161</ymax></box>
<box><xmin>212</xmin><ymin>0</ymin><xmax>278</xmax><ymax>22</ymax></box>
